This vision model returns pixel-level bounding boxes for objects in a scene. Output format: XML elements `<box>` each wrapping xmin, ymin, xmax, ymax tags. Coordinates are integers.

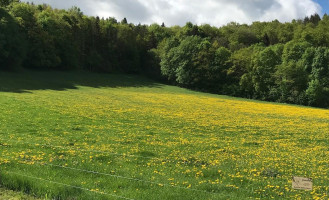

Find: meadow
<box><xmin>0</xmin><ymin>187</ymin><xmax>39</xmax><ymax>200</ymax></box>
<box><xmin>0</xmin><ymin>71</ymin><xmax>328</xmax><ymax>199</ymax></box>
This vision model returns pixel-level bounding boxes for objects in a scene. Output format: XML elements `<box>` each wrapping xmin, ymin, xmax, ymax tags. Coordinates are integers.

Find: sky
<box><xmin>315</xmin><ymin>0</ymin><xmax>329</xmax><ymax>13</ymax></box>
<box><xmin>21</xmin><ymin>0</ymin><xmax>329</xmax><ymax>26</ymax></box>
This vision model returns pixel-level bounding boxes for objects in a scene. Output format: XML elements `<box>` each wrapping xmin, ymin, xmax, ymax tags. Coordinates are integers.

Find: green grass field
<box><xmin>0</xmin><ymin>187</ymin><xmax>39</xmax><ymax>200</ymax></box>
<box><xmin>0</xmin><ymin>70</ymin><xmax>328</xmax><ymax>199</ymax></box>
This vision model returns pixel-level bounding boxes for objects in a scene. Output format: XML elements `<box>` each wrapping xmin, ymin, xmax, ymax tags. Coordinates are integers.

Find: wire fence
<box><xmin>5</xmin><ymin>171</ymin><xmax>135</xmax><ymax>200</ymax></box>
<box><xmin>0</xmin><ymin>139</ymin><xmax>221</xmax><ymax>199</ymax></box>
<box><xmin>2</xmin><ymin>155</ymin><xmax>217</xmax><ymax>195</ymax></box>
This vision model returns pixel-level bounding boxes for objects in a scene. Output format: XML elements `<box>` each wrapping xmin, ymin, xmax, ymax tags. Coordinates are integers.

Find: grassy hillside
<box><xmin>0</xmin><ymin>71</ymin><xmax>328</xmax><ymax>199</ymax></box>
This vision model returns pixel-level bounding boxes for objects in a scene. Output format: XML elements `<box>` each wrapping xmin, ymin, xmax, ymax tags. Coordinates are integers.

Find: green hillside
<box><xmin>0</xmin><ymin>71</ymin><xmax>328</xmax><ymax>199</ymax></box>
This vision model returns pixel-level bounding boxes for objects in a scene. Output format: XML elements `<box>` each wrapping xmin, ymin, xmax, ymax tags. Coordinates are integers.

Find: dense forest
<box><xmin>1</xmin><ymin>1</ymin><xmax>329</xmax><ymax>108</ymax></box>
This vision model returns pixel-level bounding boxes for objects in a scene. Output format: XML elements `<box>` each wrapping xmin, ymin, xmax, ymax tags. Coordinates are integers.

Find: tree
<box><xmin>309</xmin><ymin>13</ymin><xmax>321</xmax><ymax>25</ymax></box>
<box><xmin>230</xmin><ymin>25</ymin><xmax>259</xmax><ymax>47</ymax></box>
<box><xmin>306</xmin><ymin>79</ymin><xmax>329</xmax><ymax>107</ymax></box>
<box><xmin>250</xmin><ymin>44</ymin><xmax>283</xmax><ymax>99</ymax></box>
<box><xmin>262</xmin><ymin>20</ymin><xmax>280</xmax><ymax>45</ymax></box>
<box><xmin>305</xmin><ymin>47</ymin><xmax>329</xmax><ymax>106</ymax></box>
<box><xmin>120</xmin><ymin>17</ymin><xmax>127</xmax><ymax>24</ymax></box>
<box><xmin>147</xmin><ymin>23</ymin><xmax>171</xmax><ymax>49</ymax></box>
<box><xmin>228</xmin><ymin>46</ymin><xmax>254</xmax><ymax>83</ymax></box>
<box><xmin>180</xmin><ymin>22</ymin><xmax>204</xmax><ymax>37</ymax></box>
<box><xmin>0</xmin><ymin>7</ymin><xmax>26</xmax><ymax>70</ymax></box>
<box><xmin>116</xmin><ymin>23</ymin><xmax>141</xmax><ymax>73</ymax></box>
<box><xmin>0</xmin><ymin>0</ymin><xmax>18</xmax><ymax>7</ymax></box>
<box><xmin>159</xmin><ymin>35</ymin><xmax>232</xmax><ymax>91</ymax></box>
<box><xmin>282</xmin><ymin>41</ymin><xmax>311</xmax><ymax>63</ymax></box>
<box><xmin>275</xmin><ymin>61</ymin><xmax>308</xmax><ymax>103</ymax></box>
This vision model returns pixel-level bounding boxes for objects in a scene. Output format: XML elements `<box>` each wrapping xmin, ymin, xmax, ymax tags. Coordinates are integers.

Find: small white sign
<box><xmin>292</xmin><ymin>176</ymin><xmax>313</xmax><ymax>191</ymax></box>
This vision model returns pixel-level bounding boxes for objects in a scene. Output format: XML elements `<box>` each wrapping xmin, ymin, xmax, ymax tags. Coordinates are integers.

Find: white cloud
<box><xmin>21</xmin><ymin>0</ymin><xmax>321</xmax><ymax>26</ymax></box>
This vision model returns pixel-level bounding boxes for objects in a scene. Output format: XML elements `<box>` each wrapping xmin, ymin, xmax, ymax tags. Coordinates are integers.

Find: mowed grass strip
<box><xmin>0</xmin><ymin>70</ymin><xmax>328</xmax><ymax>199</ymax></box>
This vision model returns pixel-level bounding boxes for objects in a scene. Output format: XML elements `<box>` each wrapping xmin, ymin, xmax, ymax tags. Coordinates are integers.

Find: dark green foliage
<box><xmin>282</xmin><ymin>41</ymin><xmax>311</xmax><ymax>63</ymax></box>
<box><xmin>168</xmin><ymin>36</ymin><xmax>205</xmax><ymax>85</ymax></box>
<box><xmin>306</xmin><ymin>79</ymin><xmax>329</xmax><ymax>107</ymax></box>
<box><xmin>304</xmin><ymin>13</ymin><xmax>321</xmax><ymax>25</ymax></box>
<box><xmin>159</xmin><ymin>37</ymin><xmax>180</xmax><ymax>81</ymax></box>
<box><xmin>305</xmin><ymin>47</ymin><xmax>329</xmax><ymax>107</ymax></box>
<box><xmin>0</xmin><ymin>0</ymin><xmax>18</xmax><ymax>7</ymax></box>
<box><xmin>120</xmin><ymin>17</ymin><xmax>127</xmax><ymax>24</ymax></box>
<box><xmin>275</xmin><ymin>61</ymin><xmax>308</xmax><ymax>103</ymax></box>
<box><xmin>230</xmin><ymin>25</ymin><xmax>259</xmax><ymax>48</ymax></box>
<box><xmin>159</xmin><ymin>36</ymin><xmax>231</xmax><ymax>91</ymax></box>
<box><xmin>0</xmin><ymin>7</ymin><xmax>26</xmax><ymax>70</ymax></box>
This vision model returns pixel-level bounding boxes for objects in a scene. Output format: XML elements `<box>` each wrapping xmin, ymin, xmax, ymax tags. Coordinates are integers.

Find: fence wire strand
<box><xmin>5</xmin><ymin>171</ymin><xmax>135</xmax><ymax>200</ymax></box>
<box><xmin>2</xmin><ymin>155</ymin><xmax>218</xmax><ymax>195</ymax></box>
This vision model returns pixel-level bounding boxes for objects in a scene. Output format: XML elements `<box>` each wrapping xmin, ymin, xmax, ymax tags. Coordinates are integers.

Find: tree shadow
<box><xmin>0</xmin><ymin>70</ymin><xmax>162</xmax><ymax>93</ymax></box>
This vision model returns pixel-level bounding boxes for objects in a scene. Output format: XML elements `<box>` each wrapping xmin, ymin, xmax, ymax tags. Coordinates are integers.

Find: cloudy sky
<box><xmin>21</xmin><ymin>0</ymin><xmax>329</xmax><ymax>26</ymax></box>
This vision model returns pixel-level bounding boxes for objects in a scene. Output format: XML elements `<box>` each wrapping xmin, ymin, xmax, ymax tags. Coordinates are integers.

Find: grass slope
<box><xmin>0</xmin><ymin>70</ymin><xmax>328</xmax><ymax>199</ymax></box>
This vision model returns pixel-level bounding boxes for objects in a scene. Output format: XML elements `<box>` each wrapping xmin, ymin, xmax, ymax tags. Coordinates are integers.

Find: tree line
<box><xmin>1</xmin><ymin>1</ymin><xmax>329</xmax><ymax>107</ymax></box>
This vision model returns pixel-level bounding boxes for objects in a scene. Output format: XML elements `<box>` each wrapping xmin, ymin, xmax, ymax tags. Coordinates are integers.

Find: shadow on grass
<box><xmin>0</xmin><ymin>70</ymin><xmax>162</xmax><ymax>93</ymax></box>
